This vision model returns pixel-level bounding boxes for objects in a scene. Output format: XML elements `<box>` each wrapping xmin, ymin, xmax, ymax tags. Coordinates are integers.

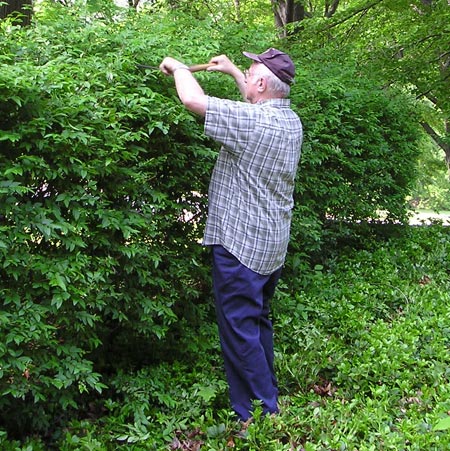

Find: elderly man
<box><xmin>160</xmin><ymin>48</ymin><xmax>303</xmax><ymax>421</ymax></box>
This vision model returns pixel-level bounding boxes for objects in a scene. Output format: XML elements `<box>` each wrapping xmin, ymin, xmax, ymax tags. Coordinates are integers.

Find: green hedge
<box><xmin>0</xmin><ymin>8</ymin><xmax>217</xmax><ymax>432</ymax></box>
<box><xmin>287</xmin><ymin>48</ymin><xmax>422</xmax><ymax>264</ymax></box>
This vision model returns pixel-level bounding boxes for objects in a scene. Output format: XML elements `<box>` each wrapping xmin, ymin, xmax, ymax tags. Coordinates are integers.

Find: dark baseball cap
<box><xmin>243</xmin><ymin>48</ymin><xmax>295</xmax><ymax>85</ymax></box>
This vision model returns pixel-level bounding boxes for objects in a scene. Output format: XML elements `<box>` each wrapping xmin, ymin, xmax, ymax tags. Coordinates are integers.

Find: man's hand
<box><xmin>208</xmin><ymin>54</ymin><xmax>246</xmax><ymax>100</ymax></box>
<box><xmin>207</xmin><ymin>55</ymin><xmax>240</xmax><ymax>77</ymax></box>
<box><xmin>159</xmin><ymin>57</ymin><xmax>187</xmax><ymax>76</ymax></box>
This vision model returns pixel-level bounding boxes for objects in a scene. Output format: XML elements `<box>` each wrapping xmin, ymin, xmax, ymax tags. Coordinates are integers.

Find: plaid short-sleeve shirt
<box><xmin>203</xmin><ymin>96</ymin><xmax>303</xmax><ymax>275</ymax></box>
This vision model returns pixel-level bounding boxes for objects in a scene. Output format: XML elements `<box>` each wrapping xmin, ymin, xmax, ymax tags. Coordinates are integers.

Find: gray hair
<box><xmin>254</xmin><ymin>63</ymin><xmax>291</xmax><ymax>97</ymax></box>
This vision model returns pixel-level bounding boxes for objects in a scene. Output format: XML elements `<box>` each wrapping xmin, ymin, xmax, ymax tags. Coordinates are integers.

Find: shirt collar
<box><xmin>256</xmin><ymin>98</ymin><xmax>291</xmax><ymax>107</ymax></box>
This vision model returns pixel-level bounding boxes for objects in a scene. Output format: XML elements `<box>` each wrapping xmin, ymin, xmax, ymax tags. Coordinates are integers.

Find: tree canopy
<box><xmin>270</xmin><ymin>0</ymin><xmax>449</xmax><ymax>168</ymax></box>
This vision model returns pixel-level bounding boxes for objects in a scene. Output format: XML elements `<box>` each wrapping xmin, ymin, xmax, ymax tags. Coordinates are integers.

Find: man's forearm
<box><xmin>230</xmin><ymin>68</ymin><xmax>246</xmax><ymax>99</ymax></box>
<box><xmin>159</xmin><ymin>58</ymin><xmax>208</xmax><ymax>116</ymax></box>
<box><xmin>205</xmin><ymin>55</ymin><xmax>246</xmax><ymax>100</ymax></box>
<box><xmin>172</xmin><ymin>66</ymin><xmax>207</xmax><ymax>116</ymax></box>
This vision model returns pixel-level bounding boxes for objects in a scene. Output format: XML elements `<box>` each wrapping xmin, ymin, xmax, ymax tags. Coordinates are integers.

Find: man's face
<box><xmin>244</xmin><ymin>63</ymin><xmax>263</xmax><ymax>103</ymax></box>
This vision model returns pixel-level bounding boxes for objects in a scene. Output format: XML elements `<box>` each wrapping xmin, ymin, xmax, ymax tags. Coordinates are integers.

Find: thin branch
<box><xmin>320</xmin><ymin>0</ymin><xmax>383</xmax><ymax>31</ymax></box>
<box><xmin>340</xmin><ymin>8</ymin><xmax>369</xmax><ymax>45</ymax></box>
<box><xmin>415</xmin><ymin>72</ymin><xmax>450</xmax><ymax>100</ymax></box>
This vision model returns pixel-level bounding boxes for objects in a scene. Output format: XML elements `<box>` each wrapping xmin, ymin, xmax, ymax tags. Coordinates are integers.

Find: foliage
<box><xmin>288</xmin><ymin>0</ymin><xmax>450</xmax><ymax>168</ymax></box>
<box><xmin>5</xmin><ymin>225</ymin><xmax>447</xmax><ymax>450</ymax></box>
<box><xmin>287</xmin><ymin>46</ymin><xmax>423</xmax><ymax>261</ymax></box>
<box><xmin>0</xmin><ymin>6</ymin><xmax>217</xmax><ymax>434</ymax></box>
<box><xmin>0</xmin><ymin>0</ymin><xmax>430</xmax><ymax>445</ymax></box>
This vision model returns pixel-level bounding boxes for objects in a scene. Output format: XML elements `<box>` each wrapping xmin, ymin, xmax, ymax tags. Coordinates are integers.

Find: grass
<box><xmin>2</xmin><ymin>225</ymin><xmax>450</xmax><ymax>450</ymax></box>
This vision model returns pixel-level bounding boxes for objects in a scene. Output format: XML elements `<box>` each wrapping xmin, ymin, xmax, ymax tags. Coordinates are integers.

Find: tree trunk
<box><xmin>271</xmin><ymin>0</ymin><xmax>307</xmax><ymax>36</ymax></box>
<box><xmin>127</xmin><ymin>0</ymin><xmax>140</xmax><ymax>9</ymax></box>
<box><xmin>325</xmin><ymin>0</ymin><xmax>340</xmax><ymax>18</ymax></box>
<box><xmin>272</xmin><ymin>0</ymin><xmax>341</xmax><ymax>36</ymax></box>
<box><xmin>0</xmin><ymin>0</ymin><xmax>33</xmax><ymax>26</ymax></box>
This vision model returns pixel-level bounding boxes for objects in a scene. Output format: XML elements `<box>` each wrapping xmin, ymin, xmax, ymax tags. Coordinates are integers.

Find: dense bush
<box><xmin>0</xmin><ymin>2</ymin><xmax>424</xmax><ymax>441</ymax></box>
<box><xmin>287</xmin><ymin>47</ymin><xmax>423</xmax><ymax>263</ymax></box>
<box><xmin>0</xmin><ymin>8</ymin><xmax>218</xmax><ymax>433</ymax></box>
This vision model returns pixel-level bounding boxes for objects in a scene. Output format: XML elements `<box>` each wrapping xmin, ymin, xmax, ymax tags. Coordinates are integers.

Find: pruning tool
<box><xmin>137</xmin><ymin>63</ymin><xmax>214</xmax><ymax>73</ymax></box>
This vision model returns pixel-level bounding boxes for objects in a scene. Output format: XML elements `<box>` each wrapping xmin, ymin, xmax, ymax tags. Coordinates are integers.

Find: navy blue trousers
<box><xmin>211</xmin><ymin>245</ymin><xmax>282</xmax><ymax>421</ymax></box>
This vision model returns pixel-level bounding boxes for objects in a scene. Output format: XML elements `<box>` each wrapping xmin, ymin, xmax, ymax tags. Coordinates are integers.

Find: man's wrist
<box><xmin>173</xmin><ymin>64</ymin><xmax>189</xmax><ymax>74</ymax></box>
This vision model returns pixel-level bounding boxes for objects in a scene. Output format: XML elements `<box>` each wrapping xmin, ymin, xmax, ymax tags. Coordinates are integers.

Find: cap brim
<box><xmin>243</xmin><ymin>51</ymin><xmax>262</xmax><ymax>63</ymax></box>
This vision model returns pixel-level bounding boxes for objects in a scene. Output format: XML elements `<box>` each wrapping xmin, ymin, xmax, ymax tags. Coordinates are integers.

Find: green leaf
<box><xmin>434</xmin><ymin>416</ymin><xmax>450</xmax><ymax>431</ymax></box>
<box><xmin>0</xmin><ymin>132</ymin><xmax>21</xmax><ymax>142</ymax></box>
<box><xmin>4</xmin><ymin>166</ymin><xmax>23</xmax><ymax>177</ymax></box>
<box><xmin>197</xmin><ymin>385</ymin><xmax>217</xmax><ymax>402</ymax></box>
<box><xmin>51</xmin><ymin>274</ymin><xmax>67</xmax><ymax>291</ymax></box>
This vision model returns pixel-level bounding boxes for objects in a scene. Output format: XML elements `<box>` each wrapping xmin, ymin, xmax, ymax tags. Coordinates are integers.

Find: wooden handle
<box><xmin>188</xmin><ymin>63</ymin><xmax>215</xmax><ymax>73</ymax></box>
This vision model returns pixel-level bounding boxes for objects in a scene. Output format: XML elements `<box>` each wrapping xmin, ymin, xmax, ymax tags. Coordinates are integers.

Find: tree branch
<box><xmin>421</xmin><ymin>121</ymin><xmax>450</xmax><ymax>167</ymax></box>
<box><xmin>320</xmin><ymin>0</ymin><xmax>383</xmax><ymax>31</ymax></box>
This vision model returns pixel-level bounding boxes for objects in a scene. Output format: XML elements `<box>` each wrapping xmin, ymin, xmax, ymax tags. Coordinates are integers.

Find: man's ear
<box><xmin>257</xmin><ymin>77</ymin><xmax>266</xmax><ymax>93</ymax></box>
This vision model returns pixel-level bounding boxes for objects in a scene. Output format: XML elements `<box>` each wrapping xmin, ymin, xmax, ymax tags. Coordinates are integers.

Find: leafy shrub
<box><xmin>287</xmin><ymin>47</ymin><xmax>423</xmax><ymax>261</ymax></box>
<box><xmin>0</xmin><ymin>7</ymin><xmax>216</xmax><ymax>434</ymax></box>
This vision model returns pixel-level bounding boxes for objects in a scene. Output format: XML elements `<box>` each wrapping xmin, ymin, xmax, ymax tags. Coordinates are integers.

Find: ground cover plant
<box><xmin>82</xmin><ymin>225</ymin><xmax>450</xmax><ymax>450</ymax></box>
<box><xmin>2</xmin><ymin>217</ymin><xmax>449</xmax><ymax>450</ymax></box>
<box><xmin>1</xmin><ymin>224</ymin><xmax>445</xmax><ymax>450</ymax></box>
